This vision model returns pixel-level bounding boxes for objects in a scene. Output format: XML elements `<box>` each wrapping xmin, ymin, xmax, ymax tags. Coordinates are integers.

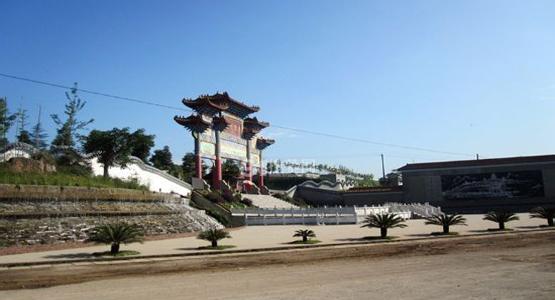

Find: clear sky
<box><xmin>1</xmin><ymin>0</ymin><xmax>554</xmax><ymax>176</ymax></box>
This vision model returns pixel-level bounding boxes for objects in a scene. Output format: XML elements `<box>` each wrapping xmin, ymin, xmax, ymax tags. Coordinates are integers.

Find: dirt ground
<box><xmin>0</xmin><ymin>213</ymin><xmax>546</xmax><ymax>265</ymax></box>
<box><xmin>1</xmin><ymin>230</ymin><xmax>554</xmax><ymax>299</ymax></box>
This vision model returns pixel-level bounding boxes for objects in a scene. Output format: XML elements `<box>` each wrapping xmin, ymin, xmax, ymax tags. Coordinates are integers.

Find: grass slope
<box><xmin>0</xmin><ymin>169</ymin><xmax>147</xmax><ymax>190</ymax></box>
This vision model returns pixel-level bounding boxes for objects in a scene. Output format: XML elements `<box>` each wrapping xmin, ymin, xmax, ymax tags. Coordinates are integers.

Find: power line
<box><xmin>0</xmin><ymin>72</ymin><xmax>189</xmax><ymax>112</ymax></box>
<box><xmin>271</xmin><ymin>124</ymin><xmax>475</xmax><ymax>157</ymax></box>
<box><xmin>1</xmin><ymin>72</ymin><xmax>476</xmax><ymax>158</ymax></box>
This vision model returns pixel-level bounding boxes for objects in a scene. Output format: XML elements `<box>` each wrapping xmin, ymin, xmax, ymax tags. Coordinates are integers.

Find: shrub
<box><xmin>425</xmin><ymin>214</ymin><xmax>467</xmax><ymax>234</ymax></box>
<box><xmin>530</xmin><ymin>207</ymin><xmax>555</xmax><ymax>227</ymax></box>
<box><xmin>197</xmin><ymin>227</ymin><xmax>230</xmax><ymax>247</ymax></box>
<box><xmin>205</xmin><ymin>191</ymin><xmax>225</xmax><ymax>204</ymax></box>
<box><xmin>361</xmin><ymin>213</ymin><xmax>407</xmax><ymax>238</ymax></box>
<box><xmin>293</xmin><ymin>229</ymin><xmax>316</xmax><ymax>242</ymax></box>
<box><xmin>88</xmin><ymin>222</ymin><xmax>144</xmax><ymax>254</ymax></box>
<box><xmin>483</xmin><ymin>211</ymin><xmax>519</xmax><ymax>230</ymax></box>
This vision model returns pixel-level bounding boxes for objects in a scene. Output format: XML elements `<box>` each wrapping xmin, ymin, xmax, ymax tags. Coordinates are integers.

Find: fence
<box><xmin>231</xmin><ymin>202</ymin><xmax>442</xmax><ymax>226</ymax></box>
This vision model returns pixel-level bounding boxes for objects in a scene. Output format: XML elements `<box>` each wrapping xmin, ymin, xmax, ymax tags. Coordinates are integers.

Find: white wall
<box><xmin>91</xmin><ymin>157</ymin><xmax>192</xmax><ymax>197</ymax></box>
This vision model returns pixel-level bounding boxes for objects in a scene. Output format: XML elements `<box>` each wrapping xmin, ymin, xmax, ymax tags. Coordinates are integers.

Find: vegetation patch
<box><xmin>288</xmin><ymin>239</ymin><xmax>321</xmax><ymax>245</ymax></box>
<box><xmin>0</xmin><ymin>168</ymin><xmax>147</xmax><ymax>190</ymax></box>
<box><xmin>486</xmin><ymin>228</ymin><xmax>514</xmax><ymax>232</ymax></box>
<box><xmin>92</xmin><ymin>250</ymin><xmax>141</xmax><ymax>257</ymax></box>
<box><xmin>197</xmin><ymin>245</ymin><xmax>236</xmax><ymax>250</ymax></box>
<box><xmin>430</xmin><ymin>231</ymin><xmax>459</xmax><ymax>236</ymax></box>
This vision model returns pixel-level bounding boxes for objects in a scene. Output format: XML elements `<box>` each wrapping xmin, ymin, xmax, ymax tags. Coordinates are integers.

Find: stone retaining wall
<box><xmin>0</xmin><ymin>185</ymin><xmax>222</xmax><ymax>247</ymax></box>
<box><xmin>0</xmin><ymin>213</ymin><xmax>215</xmax><ymax>247</ymax></box>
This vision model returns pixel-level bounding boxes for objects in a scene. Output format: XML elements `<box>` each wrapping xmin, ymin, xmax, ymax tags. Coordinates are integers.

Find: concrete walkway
<box><xmin>0</xmin><ymin>213</ymin><xmax>547</xmax><ymax>265</ymax></box>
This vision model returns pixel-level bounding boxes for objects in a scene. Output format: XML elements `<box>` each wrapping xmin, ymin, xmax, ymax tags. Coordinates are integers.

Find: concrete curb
<box><xmin>2</xmin><ymin>227</ymin><xmax>554</xmax><ymax>269</ymax></box>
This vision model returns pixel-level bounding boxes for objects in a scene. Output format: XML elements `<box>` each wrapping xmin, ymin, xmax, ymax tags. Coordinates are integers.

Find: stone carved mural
<box><xmin>441</xmin><ymin>170</ymin><xmax>544</xmax><ymax>200</ymax></box>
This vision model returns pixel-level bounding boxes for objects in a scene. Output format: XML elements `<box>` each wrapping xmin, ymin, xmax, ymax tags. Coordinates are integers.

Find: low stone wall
<box><xmin>0</xmin><ymin>184</ymin><xmax>169</xmax><ymax>201</ymax></box>
<box><xmin>0</xmin><ymin>213</ymin><xmax>214</xmax><ymax>247</ymax></box>
<box><xmin>0</xmin><ymin>186</ymin><xmax>222</xmax><ymax>247</ymax></box>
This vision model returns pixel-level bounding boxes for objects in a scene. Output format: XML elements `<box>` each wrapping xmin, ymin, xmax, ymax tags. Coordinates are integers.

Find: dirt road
<box><xmin>1</xmin><ymin>231</ymin><xmax>555</xmax><ymax>299</ymax></box>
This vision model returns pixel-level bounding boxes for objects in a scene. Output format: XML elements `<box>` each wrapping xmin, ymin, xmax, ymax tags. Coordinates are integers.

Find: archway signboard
<box><xmin>174</xmin><ymin>92</ymin><xmax>273</xmax><ymax>190</ymax></box>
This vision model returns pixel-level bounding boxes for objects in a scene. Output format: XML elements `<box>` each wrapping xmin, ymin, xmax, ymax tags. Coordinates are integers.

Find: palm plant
<box><xmin>88</xmin><ymin>222</ymin><xmax>144</xmax><ymax>254</ymax></box>
<box><xmin>530</xmin><ymin>207</ymin><xmax>555</xmax><ymax>227</ymax></box>
<box><xmin>197</xmin><ymin>228</ymin><xmax>231</xmax><ymax>247</ymax></box>
<box><xmin>425</xmin><ymin>214</ymin><xmax>467</xmax><ymax>234</ymax></box>
<box><xmin>483</xmin><ymin>211</ymin><xmax>519</xmax><ymax>230</ymax></box>
<box><xmin>293</xmin><ymin>229</ymin><xmax>316</xmax><ymax>242</ymax></box>
<box><xmin>361</xmin><ymin>213</ymin><xmax>407</xmax><ymax>238</ymax></box>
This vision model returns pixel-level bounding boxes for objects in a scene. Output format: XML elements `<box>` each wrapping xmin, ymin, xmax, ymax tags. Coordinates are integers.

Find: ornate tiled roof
<box><xmin>183</xmin><ymin>92</ymin><xmax>259</xmax><ymax>118</ymax></box>
<box><xmin>173</xmin><ymin>114</ymin><xmax>211</xmax><ymax>133</ymax></box>
<box><xmin>256</xmin><ymin>137</ymin><xmax>275</xmax><ymax>150</ymax></box>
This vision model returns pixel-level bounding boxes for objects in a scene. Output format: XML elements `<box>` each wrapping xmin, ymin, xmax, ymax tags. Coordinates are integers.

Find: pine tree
<box><xmin>0</xmin><ymin>97</ymin><xmax>17</xmax><ymax>147</ymax></box>
<box><xmin>29</xmin><ymin>106</ymin><xmax>48</xmax><ymax>149</ymax></box>
<box><xmin>15</xmin><ymin>106</ymin><xmax>32</xmax><ymax>144</ymax></box>
<box><xmin>50</xmin><ymin>83</ymin><xmax>94</xmax><ymax>149</ymax></box>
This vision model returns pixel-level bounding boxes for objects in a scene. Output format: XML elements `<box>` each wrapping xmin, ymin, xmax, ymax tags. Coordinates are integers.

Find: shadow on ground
<box><xmin>44</xmin><ymin>252</ymin><xmax>93</xmax><ymax>259</ymax></box>
<box><xmin>469</xmin><ymin>229</ymin><xmax>514</xmax><ymax>233</ymax></box>
<box><xmin>335</xmin><ymin>236</ymin><xmax>395</xmax><ymax>242</ymax></box>
<box><xmin>175</xmin><ymin>247</ymin><xmax>203</xmax><ymax>251</ymax></box>
<box><xmin>516</xmin><ymin>226</ymin><xmax>541</xmax><ymax>229</ymax></box>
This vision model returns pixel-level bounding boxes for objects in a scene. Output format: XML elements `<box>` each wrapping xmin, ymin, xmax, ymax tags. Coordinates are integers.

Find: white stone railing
<box><xmin>230</xmin><ymin>202</ymin><xmax>439</xmax><ymax>225</ymax></box>
<box><xmin>386</xmin><ymin>202</ymin><xmax>442</xmax><ymax>218</ymax></box>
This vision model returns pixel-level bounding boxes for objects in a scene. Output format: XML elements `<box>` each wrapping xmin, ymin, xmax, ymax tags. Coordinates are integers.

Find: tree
<box><xmin>266</xmin><ymin>162</ymin><xmax>277</xmax><ymax>174</ymax></box>
<box><xmin>530</xmin><ymin>207</ymin><xmax>555</xmax><ymax>227</ymax></box>
<box><xmin>361</xmin><ymin>213</ymin><xmax>407</xmax><ymax>238</ymax></box>
<box><xmin>293</xmin><ymin>229</ymin><xmax>316</xmax><ymax>242</ymax></box>
<box><xmin>129</xmin><ymin>129</ymin><xmax>155</xmax><ymax>162</ymax></box>
<box><xmin>222</xmin><ymin>159</ymin><xmax>241</xmax><ymax>183</ymax></box>
<box><xmin>0</xmin><ymin>97</ymin><xmax>17</xmax><ymax>147</ymax></box>
<box><xmin>356</xmin><ymin>174</ymin><xmax>378</xmax><ymax>187</ymax></box>
<box><xmin>14</xmin><ymin>106</ymin><xmax>32</xmax><ymax>144</ymax></box>
<box><xmin>50</xmin><ymin>83</ymin><xmax>94</xmax><ymax>150</ymax></box>
<box><xmin>29</xmin><ymin>106</ymin><xmax>48</xmax><ymax>149</ymax></box>
<box><xmin>88</xmin><ymin>222</ymin><xmax>144</xmax><ymax>254</ymax></box>
<box><xmin>83</xmin><ymin>128</ymin><xmax>133</xmax><ymax>178</ymax></box>
<box><xmin>483</xmin><ymin>211</ymin><xmax>519</xmax><ymax>230</ymax></box>
<box><xmin>197</xmin><ymin>227</ymin><xmax>230</xmax><ymax>247</ymax></box>
<box><xmin>182</xmin><ymin>152</ymin><xmax>207</xmax><ymax>183</ymax></box>
<box><xmin>379</xmin><ymin>172</ymin><xmax>400</xmax><ymax>187</ymax></box>
<box><xmin>150</xmin><ymin>146</ymin><xmax>173</xmax><ymax>170</ymax></box>
<box><xmin>425</xmin><ymin>214</ymin><xmax>467</xmax><ymax>234</ymax></box>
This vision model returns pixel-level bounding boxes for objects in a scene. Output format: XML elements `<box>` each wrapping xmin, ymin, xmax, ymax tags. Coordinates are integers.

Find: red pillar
<box><xmin>258</xmin><ymin>166</ymin><xmax>264</xmax><ymax>187</ymax></box>
<box><xmin>213</xmin><ymin>157</ymin><xmax>222</xmax><ymax>190</ymax></box>
<box><xmin>195</xmin><ymin>154</ymin><xmax>202</xmax><ymax>179</ymax></box>
<box><xmin>193</xmin><ymin>136</ymin><xmax>203</xmax><ymax>179</ymax></box>
<box><xmin>258</xmin><ymin>151</ymin><xmax>264</xmax><ymax>187</ymax></box>
<box><xmin>246</xmin><ymin>162</ymin><xmax>252</xmax><ymax>182</ymax></box>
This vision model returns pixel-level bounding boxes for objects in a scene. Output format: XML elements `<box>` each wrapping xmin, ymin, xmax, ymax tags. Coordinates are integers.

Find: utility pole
<box><xmin>381</xmin><ymin>154</ymin><xmax>386</xmax><ymax>179</ymax></box>
<box><xmin>476</xmin><ymin>153</ymin><xmax>480</xmax><ymax>160</ymax></box>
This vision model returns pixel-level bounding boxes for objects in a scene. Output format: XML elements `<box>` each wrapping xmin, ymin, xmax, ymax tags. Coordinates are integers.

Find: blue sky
<box><xmin>1</xmin><ymin>0</ymin><xmax>554</xmax><ymax>175</ymax></box>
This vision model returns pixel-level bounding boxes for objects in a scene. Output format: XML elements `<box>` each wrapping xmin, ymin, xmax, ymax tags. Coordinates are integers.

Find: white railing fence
<box><xmin>231</xmin><ymin>202</ymin><xmax>442</xmax><ymax>226</ymax></box>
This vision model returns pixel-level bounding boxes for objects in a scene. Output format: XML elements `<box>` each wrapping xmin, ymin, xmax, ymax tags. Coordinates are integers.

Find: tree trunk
<box><xmin>103</xmin><ymin>164</ymin><xmax>109</xmax><ymax>179</ymax></box>
<box><xmin>111</xmin><ymin>243</ymin><xmax>120</xmax><ymax>254</ymax></box>
<box><xmin>380</xmin><ymin>228</ymin><xmax>387</xmax><ymax>238</ymax></box>
<box><xmin>548</xmin><ymin>218</ymin><xmax>554</xmax><ymax>227</ymax></box>
<box><xmin>443</xmin><ymin>224</ymin><xmax>449</xmax><ymax>234</ymax></box>
<box><xmin>499</xmin><ymin>221</ymin><xmax>505</xmax><ymax>230</ymax></box>
<box><xmin>212</xmin><ymin>240</ymin><xmax>218</xmax><ymax>247</ymax></box>
<box><xmin>303</xmin><ymin>236</ymin><xmax>308</xmax><ymax>242</ymax></box>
